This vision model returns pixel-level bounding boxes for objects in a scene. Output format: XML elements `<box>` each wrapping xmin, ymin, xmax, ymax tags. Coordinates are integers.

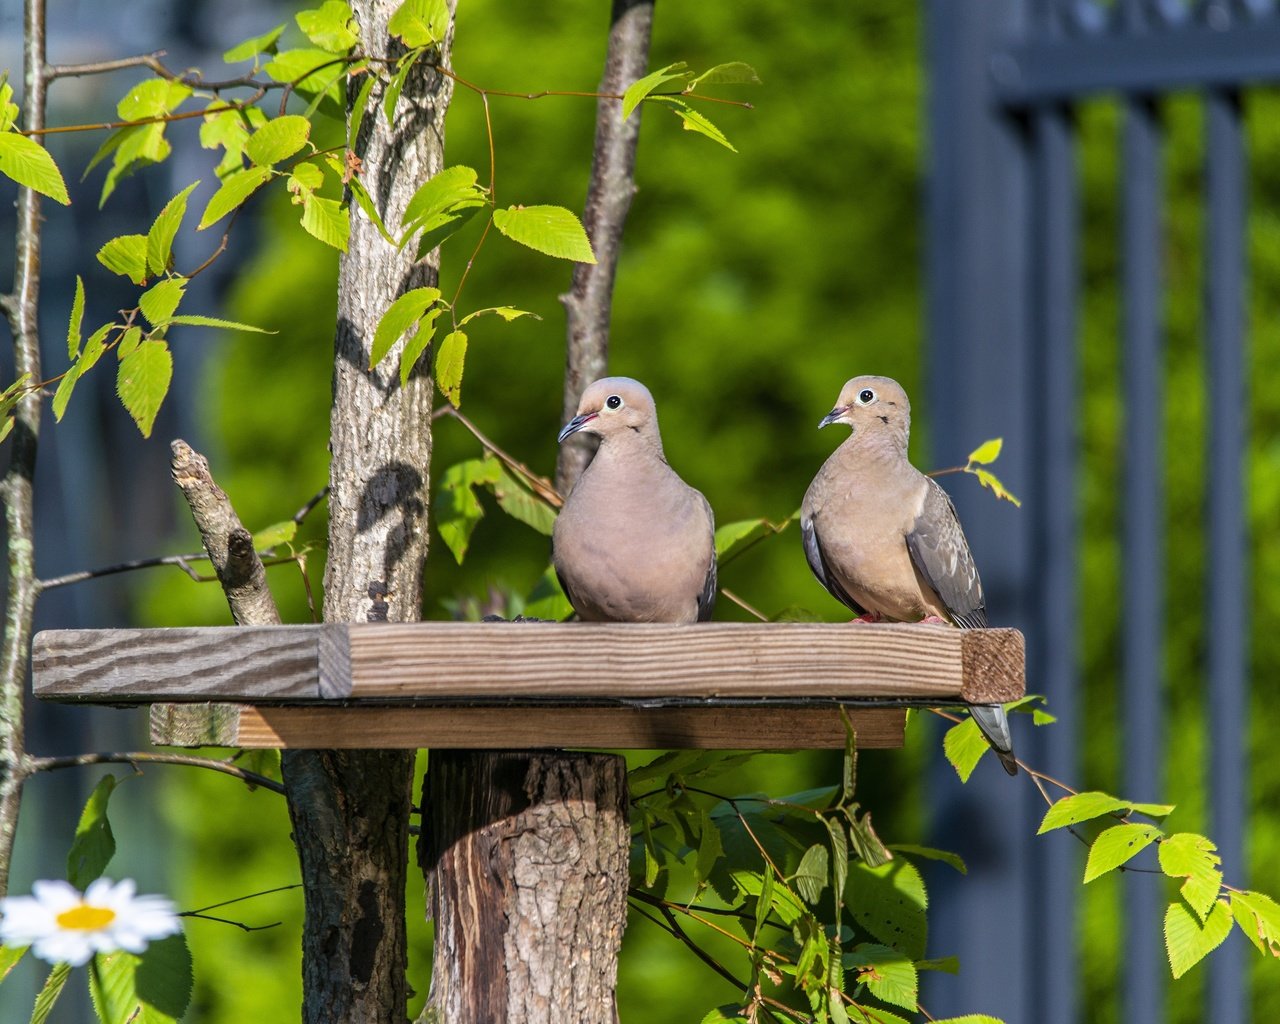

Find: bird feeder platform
<box><xmin>31</xmin><ymin>622</ymin><xmax>1024</xmax><ymax>750</ymax></box>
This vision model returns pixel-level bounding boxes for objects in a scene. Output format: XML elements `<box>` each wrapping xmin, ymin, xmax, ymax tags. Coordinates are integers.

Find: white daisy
<box><xmin>0</xmin><ymin>878</ymin><xmax>182</xmax><ymax>966</ymax></box>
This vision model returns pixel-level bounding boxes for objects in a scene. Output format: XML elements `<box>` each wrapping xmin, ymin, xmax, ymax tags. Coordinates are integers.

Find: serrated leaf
<box><xmin>223</xmin><ymin>23</ymin><xmax>286</xmax><ymax>63</ymax></box>
<box><xmin>890</xmin><ymin>844</ymin><xmax>967</xmax><ymax>875</ymax></box>
<box><xmin>81</xmin><ymin>323</ymin><xmax>111</xmax><ymax>372</ymax></box>
<box><xmin>252</xmin><ymin>520</ymin><xmax>298</xmax><ymax>548</ymax></box>
<box><xmin>297</xmin><ymin>1</ymin><xmax>358</xmax><ymax>52</ymax></box>
<box><xmin>432</xmin><ymin>329</ymin><xmax>467</xmax><ymax>405</ymax></box>
<box><xmin>971</xmin><ymin>467</ymin><xmax>1022</xmax><ymax>507</ymax></box>
<box><xmin>917</xmin><ymin>956</ymin><xmax>961</xmax><ymax>974</ymax></box>
<box><xmin>0</xmin><ymin>131</ymin><xmax>74</xmax><ymax>205</ymax></box>
<box><xmin>622</xmin><ymin>62</ymin><xmax>690</xmax><ymax>120</ymax></box>
<box><xmin>942</xmin><ymin>716</ymin><xmax>988</xmax><ymax>782</ymax></box>
<box><xmin>666</xmin><ymin>100</ymin><xmax>737</xmax><ymax>152</ymax></box>
<box><xmin>246</xmin><ymin>115</ymin><xmax>312</xmax><ymax>166</ymax></box>
<box><xmin>117</xmin><ymin>340</ymin><xmax>173</xmax><ymax>437</ymax></box>
<box><xmin>97</xmin><ymin>234</ymin><xmax>149</xmax><ymax>284</ymax></box>
<box><xmin>845</xmin><ymin>944</ymin><xmax>918</xmax><ymax>1012</ymax></box>
<box><xmin>139</xmin><ymin>278</ymin><xmax>187</xmax><ymax>328</ymax></box>
<box><xmin>1084</xmin><ymin>823</ymin><xmax>1162</xmax><ymax>883</ymax></box>
<box><xmin>264</xmin><ymin>48</ymin><xmax>344</xmax><ymax>101</ymax></box>
<box><xmin>1038</xmin><ymin>791</ymin><xmax>1131</xmax><ymax>834</ymax></box>
<box><xmin>388</xmin><ymin>0</ymin><xmax>451</xmax><ymax>47</ymax></box>
<box><xmin>1166</xmin><ymin>898</ymin><xmax>1232</xmax><ymax>979</ymax></box>
<box><xmin>289</xmin><ymin>160</ymin><xmax>325</xmax><ymax>195</ymax></box>
<box><xmin>825</xmin><ymin>815</ymin><xmax>849</xmax><ymax>900</ymax></box>
<box><xmin>1159</xmin><ymin>833</ymin><xmax>1223</xmax><ymax>922</ymax></box>
<box><xmin>52</xmin><ymin>363</ymin><xmax>81</xmax><ymax>422</ymax></box>
<box><xmin>846</xmin><ymin>859</ymin><xmax>927</xmax><ymax>959</ymax></box>
<box><xmin>492</xmin><ymin>465</ymin><xmax>557</xmax><ymax>536</ymax></box>
<box><xmin>493</xmin><ymin>204</ymin><xmax>596</xmax><ymax>263</ymax></box>
<box><xmin>347</xmin><ymin>175</ymin><xmax>398</xmax><ymax>246</ymax></box>
<box><xmin>371</xmin><ymin>287</ymin><xmax>441</xmax><ymax>368</ymax></box>
<box><xmin>398</xmin><ymin>311</ymin><xmax>440</xmax><ymax>388</ymax></box>
<box><xmin>793</xmin><ymin>843</ymin><xmax>829</xmax><ymax>904</ymax></box>
<box><xmin>967</xmin><ymin>438</ymin><xmax>1003</xmax><ymax>465</ymax></box>
<box><xmin>348</xmin><ymin>71</ymin><xmax>377</xmax><ymax>148</ymax></box>
<box><xmin>688</xmin><ymin>61</ymin><xmax>762</xmax><ymax>90</ymax></box>
<box><xmin>0</xmin><ymin>944</ymin><xmax>26</xmax><ymax>982</ymax></box>
<box><xmin>67</xmin><ymin>774</ymin><xmax>117</xmax><ymax>888</ymax></box>
<box><xmin>698</xmin><ymin>1007</ymin><xmax>748</xmax><ymax>1024</ymax></box>
<box><xmin>198</xmin><ymin>166</ymin><xmax>271</xmax><ymax>229</ymax></box>
<box><xmin>458</xmin><ymin>305</ymin><xmax>538</xmax><ymax>326</ymax></box>
<box><xmin>31</xmin><ymin>962</ymin><xmax>71</xmax><ymax>1024</ymax></box>
<box><xmin>1229</xmin><ymin>890</ymin><xmax>1280</xmax><ymax>956</ymax></box>
<box><xmin>167</xmin><ymin>314</ymin><xmax>274</xmax><ymax>333</ymax></box>
<box><xmin>694</xmin><ymin>810</ymin><xmax>724</xmax><ymax>885</ymax></box>
<box><xmin>847</xmin><ymin>809</ymin><xmax>893</xmax><ymax>868</ymax></box>
<box><xmin>117</xmin><ymin>79</ymin><xmax>191</xmax><ymax>121</ymax></box>
<box><xmin>90</xmin><ymin>935</ymin><xmax>192</xmax><ymax>1024</ymax></box>
<box><xmin>435</xmin><ymin>457</ymin><xmax>502</xmax><ymax>563</ymax></box>
<box><xmin>932</xmin><ymin>1017</ymin><xmax>1007</xmax><ymax>1024</ymax></box>
<box><xmin>117</xmin><ymin>327</ymin><xmax>142</xmax><ymax>361</ymax></box>
<box><xmin>146</xmin><ymin>182</ymin><xmax>199</xmax><ymax>277</ymax></box>
<box><xmin>714</xmin><ymin>515</ymin><xmax>793</xmax><ymax>560</ymax></box>
<box><xmin>67</xmin><ymin>276</ymin><xmax>85</xmax><ymax>359</ymax></box>
<box><xmin>0</xmin><ymin>80</ymin><xmax>16</xmax><ymax>132</ymax></box>
<box><xmin>401</xmin><ymin>165</ymin><xmax>487</xmax><ymax>241</ymax></box>
<box><xmin>0</xmin><ymin>417</ymin><xmax>14</xmax><ymax>445</ymax></box>
<box><xmin>383</xmin><ymin>48</ymin><xmax>423</xmax><ymax>125</ymax></box>
<box><xmin>300</xmin><ymin>192</ymin><xmax>349</xmax><ymax>251</ymax></box>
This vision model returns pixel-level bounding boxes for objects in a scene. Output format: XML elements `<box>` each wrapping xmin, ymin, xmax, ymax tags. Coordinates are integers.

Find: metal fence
<box><xmin>925</xmin><ymin>2</ymin><xmax>1275</xmax><ymax>1021</ymax></box>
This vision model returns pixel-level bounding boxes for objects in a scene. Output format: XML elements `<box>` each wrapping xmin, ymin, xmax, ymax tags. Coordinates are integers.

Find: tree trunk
<box><xmin>282</xmin><ymin>2</ymin><xmax>456</xmax><ymax>1022</ymax></box>
<box><xmin>422</xmin><ymin>752</ymin><xmax>630</xmax><ymax>1023</ymax></box>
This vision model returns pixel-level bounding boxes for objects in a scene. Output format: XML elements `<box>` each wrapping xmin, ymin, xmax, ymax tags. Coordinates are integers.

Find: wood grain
<box><xmin>151</xmin><ymin>705</ymin><xmax>907</xmax><ymax>750</ymax></box>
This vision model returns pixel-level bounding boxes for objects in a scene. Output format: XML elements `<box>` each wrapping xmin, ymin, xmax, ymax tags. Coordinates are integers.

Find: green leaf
<box><xmin>658</xmin><ymin>99</ymin><xmax>737</xmax><ymax>152</ymax></box>
<box><xmin>845</xmin><ymin>944</ymin><xmax>918</xmax><ymax>1012</ymax></box>
<box><xmin>388</xmin><ymin>0</ymin><xmax>451</xmax><ymax>47</ymax></box>
<box><xmin>300</xmin><ymin>192</ymin><xmax>349</xmax><ymax>251</ymax></box>
<box><xmin>383</xmin><ymin>48</ymin><xmax>424</xmax><ymax>125</ymax></box>
<box><xmin>117</xmin><ymin>340</ymin><xmax>173</xmax><ymax>438</ymax></box>
<box><xmin>698</xmin><ymin>1007</ymin><xmax>748</xmax><ymax>1024</ymax></box>
<box><xmin>1084</xmin><ymin>823</ymin><xmax>1162</xmax><ymax>883</ymax></box>
<box><xmin>932</xmin><ymin>1018</ymin><xmax>1007</xmax><ymax>1024</ymax></box>
<box><xmin>493</xmin><ymin>205</ymin><xmax>596</xmax><ymax>263</ymax></box>
<box><xmin>264</xmin><ymin>48</ymin><xmax>344</xmax><ymax>101</ymax></box>
<box><xmin>433</xmin><ymin>329</ymin><xmax>467</xmax><ymax>405</ymax></box>
<box><xmin>146</xmin><ymin>182</ymin><xmax>199</xmax><ymax>278</ymax></box>
<box><xmin>223</xmin><ymin>23</ymin><xmax>286</xmax><ymax>62</ymax></box>
<box><xmin>622</xmin><ymin>62</ymin><xmax>691</xmax><ymax>120</ymax></box>
<box><xmin>246</xmin><ymin>115</ymin><xmax>312</xmax><ymax>167</ymax></box>
<box><xmin>289</xmin><ymin>160</ymin><xmax>325</xmax><ymax>194</ymax></box>
<box><xmin>0</xmin><ymin>132</ymin><xmax>70</xmax><ymax>204</ymax></box>
<box><xmin>0</xmin><ymin>417</ymin><xmax>14</xmax><ymax>445</ymax></box>
<box><xmin>398</xmin><ymin>311</ymin><xmax>440</xmax><ymax>388</ymax></box>
<box><xmin>1229</xmin><ymin>890</ymin><xmax>1280</xmax><ymax>956</ymax></box>
<box><xmin>90</xmin><ymin>937</ymin><xmax>192</xmax><ymax>1024</ymax></box>
<box><xmin>401</xmin><ymin>164</ymin><xmax>488</xmax><ymax>253</ymax></box>
<box><xmin>492</xmin><ymin>464</ymin><xmax>557</xmax><ymax>536</ymax></box>
<box><xmin>0</xmin><ymin>944</ymin><xmax>26</xmax><ymax>982</ymax></box>
<box><xmin>847</xmin><ymin>808</ymin><xmax>892</xmax><ymax>868</ymax></box>
<box><xmin>117</xmin><ymin>326</ymin><xmax>142</xmax><ymax>361</ymax></box>
<box><xmin>97</xmin><ymin>234</ymin><xmax>149</xmax><ymax>284</ymax></box>
<box><xmin>348</xmin><ymin>70</ymin><xmax>378</xmax><ymax>148</ymax></box>
<box><xmin>916</xmin><ymin>956</ymin><xmax>961</xmax><ymax>974</ymax></box>
<box><xmin>200</xmin><ymin>105</ymin><xmax>267</xmax><ymax>177</ymax></box>
<box><xmin>252</xmin><ymin>520</ymin><xmax>299</xmax><ymax>548</ymax></box>
<box><xmin>793</xmin><ymin>843</ymin><xmax>829</xmax><ymax>904</ymax></box>
<box><xmin>435</xmin><ymin>458</ymin><xmax>502</xmax><ymax>563</ymax></box>
<box><xmin>53</xmin><ymin>363</ymin><xmax>81</xmax><ymax>422</ymax></box>
<box><xmin>942</xmin><ymin>716</ymin><xmax>988</xmax><ymax>783</ymax></box>
<box><xmin>825</xmin><ymin>815</ymin><xmax>849</xmax><ymax>901</ymax></box>
<box><xmin>694</xmin><ymin>810</ymin><xmax>724</xmax><ymax>885</ymax></box>
<box><xmin>81</xmin><ymin>323</ymin><xmax>111</xmax><ymax>372</ymax></box>
<box><xmin>297</xmin><ymin>1</ymin><xmax>358</xmax><ymax>52</ymax></box>
<box><xmin>67</xmin><ymin>773</ymin><xmax>117</xmax><ymax>888</ymax></box>
<box><xmin>966</xmin><ymin>438</ymin><xmax>1003</xmax><ymax>465</ymax></box>
<box><xmin>458</xmin><ymin>306</ymin><xmax>538</xmax><ymax>327</ymax></box>
<box><xmin>67</xmin><ymin>276</ymin><xmax>85</xmax><ymax>359</ymax></box>
<box><xmin>198</xmin><ymin>166</ymin><xmax>272</xmax><ymax>229</ymax></box>
<box><xmin>139</xmin><ymin>278</ymin><xmax>187</xmax><ymax>328</ymax></box>
<box><xmin>0</xmin><ymin>79</ymin><xmax>17</xmax><ymax>132</ymax></box>
<box><xmin>970</xmin><ymin>467</ymin><xmax>1022</xmax><ymax>507</ymax></box>
<box><xmin>167</xmin><ymin>314</ymin><xmax>274</xmax><ymax>333</ymax></box>
<box><xmin>1038</xmin><ymin>790</ymin><xmax>1174</xmax><ymax>834</ymax></box>
<box><xmin>1165</xmin><ymin>898</ymin><xmax>1232</xmax><ymax>979</ymax></box>
<box><xmin>846</xmin><ymin>859</ymin><xmax>927</xmax><ymax>960</ymax></box>
<box><xmin>118</xmin><ymin>79</ymin><xmax>191</xmax><ymax>121</ymax></box>
<box><xmin>714</xmin><ymin>515</ymin><xmax>793</xmax><ymax>560</ymax></box>
<box><xmin>1159</xmin><ymin>833</ymin><xmax>1223</xmax><ymax>922</ymax></box>
<box><xmin>31</xmin><ymin>962</ymin><xmax>71</xmax><ymax>1024</ymax></box>
<box><xmin>523</xmin><ymin>565</ymin><xmax>573</xmax><ymax>621</ymax></box>
<box><xmin>890</xmin><ymin>844</ymin><xmax>967</xmax><ymax>875</ymax></box>
<box><xmin>347</xmin><ymin>175</ymin><xmax>398</xmax><ymax>246</ymax></box>
<box><xmin>371</xmin><ymin>287</ymin><xmax>441</xmax><ymax>368</ymax></box>
<box><xmin>688</xmin><ymin>62</ymin><xmax>762</xmax><ymax>90</ymax></box>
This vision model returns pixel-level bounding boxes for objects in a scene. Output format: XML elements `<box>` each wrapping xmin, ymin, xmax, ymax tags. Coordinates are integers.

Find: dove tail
<box><xmin>970</xmin><ymin>704</ymin><xmax>1018</xmax><ymax>776</ymax></box>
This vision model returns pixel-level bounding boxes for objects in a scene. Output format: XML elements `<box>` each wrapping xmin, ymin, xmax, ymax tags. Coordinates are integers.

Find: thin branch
<box><xmin>291</xmin><ymin>485</ymin><xmax>330</xmax><ymax>526</ymax></box>
<box><xmin>720</xmin><ymin>587</ymin><xmax>768</xmax><ymax>621</ymax></box>
<box><xmin>448</xmin><ymin>91</ymin><xmax>495</xmax><ymax>317</ymax></box>
<box><xmin>180</xmin><ymin>911</ymin><xmax>282</xmax><ymax>932</ymax></box>
<box><xmin>629</xmin><ymin>896</ymin><xmax>748</xmax><ymax>992</ymax></box>
<box><xmin>436</xmin><ymin>405</ymin><xmax>562</xmax><ymax>507</ymax></box>
<box><xmin>18</xmin><ymin>97</ymin><xmax>264</xmax><ymax>137</ymax></box>
<box><xmin>183</xmin><ymin>206</ymin><xmax>243</xmax><ymax>280</ymax></box>
<box><xmin>182</xmin><ymin>883</ymin><xmax>301</xmax><ymax>916</ymax></box>
<box><xmin>28</xmin><ymin>751</ymin><xmax>285</xmax><ymax>795</ymax></box>
<box><xmin>37</xmin><ymin>551</ymin><xmax>207</xmax><ymax>592</ymax></box>
<box><xmin>45</xmin><ymin>51</ymin><xmax>166</xmax><ymax>80</ymax></box>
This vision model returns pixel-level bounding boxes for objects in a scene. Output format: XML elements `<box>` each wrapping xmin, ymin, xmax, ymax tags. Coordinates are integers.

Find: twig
<box><xmin>291</xmin><ymin>485</ymin><xmax>329</xmax><ymax>525</ymax></box>
<box><xmin>45</xmin><ymin>51</ymin><xmax>166</xmax><ymax>80</ymax></box>
<box><xmin>448</xmin><ymin>91</ymin><xmax>495</xmax><ymax>317</ymax></box>
<box><xmin>28</xmin><ymin>751</ymin><xmax>285</xmax><ymax>795</ymax></box>
<box><xmin>37</xmin><ymin>552</ymin><xmax>207</xmax><ymax>592</ymax></box>
<box><xmin>183</xmin><ymin>206</ymin><xmax>242</xmax><ymax>280</ymax></box>
<box><xmin>720</xmin><ymin>587</ymin><xmax>768</xmax><ymax>621</ymax></box>
<box><xmin>182</xmin><ymin>883</ymin><xmax>301</xmax><ymax>916</ymax></box>
<box><xmin>436</xmin><ymin>405</ymin><xmax>562</xmax><ymax>507</ymax></box>
<box><xmin>181</xmin><ymin>912</ymin><xmax>282</xmax><ymax>932</ymax></box>
<box><xmin>629</xmin><ymin>896</ymin><xmax>748</xmax><ymax>991</ymax></box>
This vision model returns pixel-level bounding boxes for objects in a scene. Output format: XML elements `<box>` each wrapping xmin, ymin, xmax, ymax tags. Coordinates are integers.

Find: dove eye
<box><xmin>857</xmin><ymin>389</ymin><xmax>875</xmax><ymax>405</ymax></box>
<box><xmin>605</xmin><ymin>395</ymin><xmax>623</xmax><ymax>410</ymax></box>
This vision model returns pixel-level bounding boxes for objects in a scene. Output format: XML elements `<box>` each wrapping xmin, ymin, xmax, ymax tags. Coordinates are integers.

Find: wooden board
<box><xmin>148</xmin><ymin>704</ymin><xmax>907</xmax><ymax>750</ymax></box>
<box><xmin>33</xmin><ymin>622</ymin><xmax>1024</xmax><ymax>705</ymax></box>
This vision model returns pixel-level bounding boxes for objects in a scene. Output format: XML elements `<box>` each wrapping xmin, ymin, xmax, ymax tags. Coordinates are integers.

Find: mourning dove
<box><xmin>800</xmin><ymin>375</ymin><xmax>1017</xmax><ymax>775</ymax></box>
<box><xmin>553</xmin><ymin>377</ymin><xmax>716</xmax><ymax>624</ymax></box>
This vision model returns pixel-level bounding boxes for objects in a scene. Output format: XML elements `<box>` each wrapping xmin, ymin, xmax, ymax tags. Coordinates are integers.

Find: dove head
<box><xmin>818</xmin><ymin>375</ymin><xmax>911</xmax><ymax>449</ymax></box>
<box><xmin>558</xmin><ymin>377</ymin><xmax>664</xmax><ymax>452</ymax></box>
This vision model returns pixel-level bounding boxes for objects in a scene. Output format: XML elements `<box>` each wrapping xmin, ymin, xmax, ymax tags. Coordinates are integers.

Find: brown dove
<box><xmin>553</xmin><ymin>377</ymin><xmax>716</xmax><ymax>624</ymax></box>
<box><xmin>800</xmin><ymin>374</ymin><xmax>1017</xmax><ymax>774</ymax></box>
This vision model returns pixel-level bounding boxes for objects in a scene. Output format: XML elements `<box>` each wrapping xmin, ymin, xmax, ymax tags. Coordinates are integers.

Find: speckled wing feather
<box><xmin>905</xmin><ymin>478</ymin><xmax>987</xmax><ymax>629</ymax></box>
<box><xmin>800</xmin><ymin>514</ymin><xmax>868</xmax><ymax>617</ymax></box>
<box><xmin>696</xmin><ymin>493</ymin><xmax>717</xmax><ymax>622</ymax></box>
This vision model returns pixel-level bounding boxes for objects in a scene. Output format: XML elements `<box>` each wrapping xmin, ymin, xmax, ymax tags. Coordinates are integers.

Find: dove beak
<box><xmin>818</xmin><ymin>407</ymin><xmax>848</xmax><ymax>429</ymax></box>
<box><xmin>558</xmin><ymin>412</ymin><xmax>599</xmax><ymax>443</ymax></box>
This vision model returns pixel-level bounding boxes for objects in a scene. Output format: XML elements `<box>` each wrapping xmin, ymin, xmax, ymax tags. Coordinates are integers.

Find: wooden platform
<box><xmin>31</xmin><ymin>622</ymin><xmax>1025</xmax><ymax>750</ymax></box>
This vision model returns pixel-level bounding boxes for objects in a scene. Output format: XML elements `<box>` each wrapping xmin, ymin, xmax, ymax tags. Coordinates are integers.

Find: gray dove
<box><xmin>800</xmin><ymin>375</ymin><xmax>1017</xmax><ymax>775</ymax></box>
<box><xmin>553</xmin><ymin>377</ymin><xmax>716</xmax><ymax>624</ymax></box>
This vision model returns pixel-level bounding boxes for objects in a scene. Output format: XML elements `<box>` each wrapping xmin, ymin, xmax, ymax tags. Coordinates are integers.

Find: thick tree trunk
<box><xmin>422</xmin><ymin>752</ymin><xmax>630</xmax><ymax>1023</ymax></box>
<box><xmin>282</xmin><ymin>2</ymin><xmax>456</xmax><ymax>1022</ymax></box>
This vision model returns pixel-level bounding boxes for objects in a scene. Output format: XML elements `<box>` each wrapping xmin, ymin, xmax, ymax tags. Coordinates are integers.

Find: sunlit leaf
<box><xmin>246</xmin><ymin>115</ymin><xmax>312</xmax><ymax>167</ymax></box>
<box><xmin>942</xmin><ymin>716</ymin><xmax>988</xmax><ymax>783</ymax></box>
<box><xmin>622</xmin><ymin>62</ymin><xmax>691</xmax><ymax>120</ymax></box>
<box><xmin>31</xmin><ymin>962</ymin><xmax>71</xmax><ymax>1024</ymax></box>
<box><xmin>117</xmin><ymin>79</ymin><xmax>192</xmax><ymax>121</ymax></box>
<box><xmin>492</xmin><ymin>464</ymin><xmax>557</xmax><ymax>536</ymax></box>
<box><xmin>398</xmin><ymin>309</ymin><xmax>441</xmax><ymax>388</ymax></box>
<box><xmin>457</xmin><ymin>306</ymin><xmax>538</xmax><ymax>326</ymax></box>
<box><xmin>167</xmin><ymin>314</ymin><xmax>275</xmax><ymax>333</ymax></box>
<box><xmin>388</xmin><ymin>0</ymin><xmax>451</xmax><ymax>47</ymax></box>
<box><xmin>1229</xmin><ymin>890</ymin><xmax>1280</xmax><ymax>957</ymax></box>
<box><xmin>432</xmin><ymin>329</ymin><xmax>467</xmax><ymax>405</ymax></box>
<box><xmin>0</xmin><ymin>132</ymin><xmax>70</xmax><ymax>204</ymax></box>
<box><xmin>97</xmin><ymin>234</ymin><xmax>149</xmax><ymax>284</ymax></box>
<box><xmin>223</xmin><ymin>23</ymin><xmax>286</xmax><ymax>63</ymax></box>
<box><xmin>688</xmin><ymin>62</ymin><xmax>762</xmax><ymax>90</ymax></box>
<box><xmin>1084</xmin><ymin>823</ymin><xmax>1162</xmax><ymax>883</ymax></box>
<box><xmin>252</xmin><ymin>520</ymin><xmax>299</xmax><ymax>548</ymax></box>
<box><xmin>890</xmin><ymin>844</ymin><xmax>966</xmax><ymax>875</ymax></box>
<box><xmin>67</xmin><ymin>774</ymin><xmax>117</xmax><ymax>888</ymax></box>
<box><xmin>844</xmin><ymin>944</ymin><xmax>918</xmax><ymax>1012</ymax></box>
<box><xmin>300</xmin><ymin>192</ymin><xmax>349</xmax><ymax>251</ymax></box>
<box><xmin>971</xmin><ymin>467</ymin><xmax>1022</xmax><ymax>507</ymax></box>
<box><xmin>117</xmin><ymin>340</ymin><xmax>173</xmax><ymax>437</ymax></box>
<box><xmin>966</xmin><ymin>438</ymin><xmax>1003</xmax><ymax>465</ymax></box>
<box><xmin>1165</xmin><ymin>898</ymin><xmax>1232</xmax><ymax>979</ymax></box>
<box><xmin>296</xmin><ymin>1</ymin><xmax>359</xmax><ymax>52</ymax></box>
<box><xmin>198</xmin><ymin>166</ymin><xmax>272</xmax><ymax>229</ymax></box>
<box><xmin>370</xmin><ymin>287</ymin><xmax>441</xmax><ymax>368</ymax></box>
<box><xmin>493</xmin><ymin>204</ymin><xmax>596</xmax><ymax>263</ymax></box>
<box><xmin>139</xmin><ymin>278</ymin><xmax>187</xmax><ymax>328</ymax></box>
<box><xmin>147</xmin><ymin>182</ymin><xmax>199</xmax><ymax>277</ymax></box>
<box><xmin>67</xmin><ymin>275</ymin><xmax>85</xmax><ymax>359</ymax></box>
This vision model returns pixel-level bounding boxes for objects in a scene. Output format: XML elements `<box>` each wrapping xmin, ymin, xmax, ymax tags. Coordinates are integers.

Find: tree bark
<box><xmin>422</xmin><ymin>752</ymin><xmax>630</xmax><ymax>1024</ymax></box>
<box><xmin>282</xmin><ymin>3</ymin><xmax>456</xmax><ymax>1022</ymax></box>
<box><xmin>556</xmin><ymin>0</ymin><xmax>655</xmax><ymax>494</ymax></box>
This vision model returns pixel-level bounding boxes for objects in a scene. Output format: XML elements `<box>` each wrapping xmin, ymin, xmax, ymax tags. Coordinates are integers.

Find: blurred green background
<box><xmin>7</xmin><ymin>0</ymin><xmax>1280</xmax><ymax>1020</ymax></box>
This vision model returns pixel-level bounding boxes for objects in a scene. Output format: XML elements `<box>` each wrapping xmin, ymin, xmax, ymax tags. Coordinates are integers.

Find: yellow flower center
<box><xmin>55</xmin><ymin>903</ymin><xmax>116</xmax><ymax>931</ymax></box>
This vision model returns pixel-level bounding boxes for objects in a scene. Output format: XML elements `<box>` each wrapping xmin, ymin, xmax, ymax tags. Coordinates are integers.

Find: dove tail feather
<box><xmin>970</xmin><ymin>704</ymin><xmax>1018</xmax><ymax>776</ymax></box>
